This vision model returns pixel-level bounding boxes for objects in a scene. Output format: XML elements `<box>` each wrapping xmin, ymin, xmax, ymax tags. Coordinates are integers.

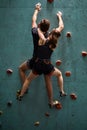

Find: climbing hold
<box><xmin>0</xmin><ymin>111</ymin><xmax>3</xmax><ymax>115</ymax></box>
<box><xmin>70</xmin><ymin>93</ymin><xmax>77</xmax><ymax>100</ymax></box>
<box><xmin>47</xmin><ymin>0</ymin><xmax>54</xmax><ymax>3</ymax></box>
<box><xmin>81</xmin><ymin>51</ymin><xmax>87</xmax><ymax>57</ymax></box>
<box><xmin>65</xmin><ymin>71</ymin><xmax>71</xmax><ymax>77</ymax></box>
<box><xmin>6</xmin><ymin>69</ymin><xmax>13</xmax><ymax>74</ymax></box>
<box><xmin>66</xmin><ymin>32</ymin><xmax>71</xmax><ymax>37</ymax></box>
<box><xmin>56</xmin><ymin>102</ymin><xmax>62</xmax><ymax>109</ymax></box>
<box><xmin>7</xmin><ymin>101</ymin><xmax>12</xmax><ymax>106</ymax></box>
<box><xmin>49</xmin><ymin>100</ymin><xmax>59</xmax><ymax>108</ymax></box>
<box><xmin>35</xmin><ymin>2</ymin><xmax>41</xmax><ymax>8</ymax></box>
<box><xmin>56</xmin><ymin>60</ymin><xmax>62</xmax><ymax>66</ymax></box>
<box><xmin>45</xmin><ymin>112</ymin><xmax>50</xmax><ymax>117</ymax></box>
<box><xmin>34</xmin><ymin>121</ymin><xmax>40</xmax><ymax>126</ymax></box>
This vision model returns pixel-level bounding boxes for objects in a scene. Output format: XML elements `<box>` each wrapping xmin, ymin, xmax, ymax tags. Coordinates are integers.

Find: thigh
<box><xmin>27</xmin><ymin>71</ymin><xmax>39</xmax><ymax>81</ymax></box>
<box><xmin>44</xmin><ymin>75</ymin><xmax>51</xmax><ymax>82</ymax></box>
<box><xmin>51</xmin><ymin>67</ymin><xmax>61</xmax><ymax>76</ymax></box>
<box><xmin>44</xmin><ymin>75</ymin><xmax>52</xmax><ymax>87</ymax></box>
<box><xmin>19</xmin><ymin>61</ymin><xmax>29</xmax><ymax>71</ymax></box>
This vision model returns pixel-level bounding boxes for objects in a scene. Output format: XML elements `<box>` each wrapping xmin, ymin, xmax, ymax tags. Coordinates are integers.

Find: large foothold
<box><xmin>56</xmin><ymin>60</ymin><xmax>62</xmax><ymax>66</ymax></box>
<box><xmin>47</xmin><ymin>0</ymin><xmax>54</xmax><ymax>3</ymax></box>
<box><xmin>81</xmin><ymin>51</ymin><xmax>87</xmax><ymax>57</ymax></box>
<box><xmin>65</xmin><ymin>71</ymin><xmax>71</xmax><ymax>77</ymax></box>
<box><xmin>56</xmin><ymin>102</ymin><xmax>62</xmax><ymax>109</ymax></box>
<box><xmin>66</xmin><ymin>32</ymin><xmax>71</xmax><ymax>37</ymax></box>
<box><xmin>34</xmin><ymin>121</ymin><xmax>40</xmax><ymax>126</ymax></box>
<box><xmin>70</xmin><ymin>93</ymin><xmax>77</xmax><ymax>100</ymax></box>
<box><xmin>6</xmin><ymin>69</ymin><xmax>13</xmax><ymax>74</ymax></box>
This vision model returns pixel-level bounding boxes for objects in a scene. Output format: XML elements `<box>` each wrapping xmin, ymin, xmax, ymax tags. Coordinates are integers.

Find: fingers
<box><xmin>57</xmin><ymin>11</ymin><xmax>62</xmax><ymax>17</ymax></box>
<box><xmin>35</xmin><ymin>3</ymin><xmax>41</xmax><ymax>11</ymax></box>
<box><xmin>35</xmin><ymin>3</ymin><xmax>41</xmax><ymax>7</ymax></box>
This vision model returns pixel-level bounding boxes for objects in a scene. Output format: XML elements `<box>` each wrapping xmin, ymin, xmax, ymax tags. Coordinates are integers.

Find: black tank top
<box><xmin>32</xmin><ymin>27</ymin><xmax>49</xmax><ymax>58</ymax></box>
<box><xmin>37</xmin><ymin>41</ymin><xmax>53</xmax><ymax>59</ymax></box>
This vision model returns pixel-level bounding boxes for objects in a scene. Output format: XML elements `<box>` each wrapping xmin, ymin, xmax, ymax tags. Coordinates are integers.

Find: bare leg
<box><xmin>51</xmin><ymin>67</ymin><xmax>66</xmax><ymax>95</ymax></box>
<box><xmin>19</xmin><ymin>61</ymin><xmax>29</xmax><ymax>84</ymax></box>
<box><xmin>19</xmin><ymin>71</ymin><xmax>38</xmax><ymax>97</ymax></box>
<box><xmin>44</xmin><ymin>75</ymin><xmax>53</xmax><ymax>105</ymax></box>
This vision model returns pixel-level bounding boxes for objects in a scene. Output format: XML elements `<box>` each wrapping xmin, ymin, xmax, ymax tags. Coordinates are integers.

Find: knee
<box><xmin>26</xmin><ymin>75</ymin><xmax>33</xmax><ymax>82</ymax></box>
<box><xmin>19</xmin><ymin>65</ymin><xmax>25</xmax><ymax>72</ymax></box>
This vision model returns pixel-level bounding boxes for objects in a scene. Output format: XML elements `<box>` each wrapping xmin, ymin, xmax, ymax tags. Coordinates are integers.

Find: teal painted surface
<box><xmin>0</xmin><ymin>0</ymin><xmax>87</xmax><ymax>130</ymax></box>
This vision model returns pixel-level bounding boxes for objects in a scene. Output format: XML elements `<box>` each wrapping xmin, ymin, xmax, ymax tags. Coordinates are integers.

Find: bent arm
<box><xmin>38</xmin><ymin>28</ymin><xmax>46</xmax><ymax>41</ymax></box>
<box><xmin>38</xmin><ymin>28</ymin><xmax>46</xmax><ymax>45</ymax></box>
<box><xmin>56</xmin><ymin>11</ymin><xmax>64</xmax><ymax>33</ymax></box>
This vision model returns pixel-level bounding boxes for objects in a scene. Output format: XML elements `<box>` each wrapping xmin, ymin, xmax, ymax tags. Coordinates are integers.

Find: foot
<box><xmin>16</xmin><ymin>95</ymin><xmax>23</xmax><ymax>101</ymax></box>
<box><xmin>16</xmin><ymin>89</ymin><xmax>28</xmax><ymax>96</ymax></box>
<box><xmin>49</xmin><ymin>100</ymin><xmax>59</xmax><ymax>108</ymax></box>
<box><xmin>25</xmin><ymin>89</ymin><xmax>28</xmax><ymax>94</ymax></box>
<box><xmin>60</xmin><ymin>91</ymin><xmax>67</xmax><ymax>97</ymax></box>
<box><xmin>16</xmin><ymin>90</ymin><xmax>23</xmax><ymax>101</ymax></box>
<box><xmin>16</xmin><ymin>90</ymin><xmax>21</xmax><ymax>95</ymax></box>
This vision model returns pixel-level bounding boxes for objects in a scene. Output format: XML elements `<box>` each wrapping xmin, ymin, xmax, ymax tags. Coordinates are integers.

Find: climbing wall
<box><xmin>0</xmin><ymin>0</ymin><xmax>87</xmax><ymax>130</ymax></box>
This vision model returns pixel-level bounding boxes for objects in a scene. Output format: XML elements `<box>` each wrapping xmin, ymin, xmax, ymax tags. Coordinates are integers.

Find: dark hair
<box><xmin>39</xmin><ymin>19</ymin><xmax>50</xmax><ymax>32</ymax></box>
<box><xmin>48</xmin><ymin>29</ymin><xmax>61</xmax><ymax>49</ymax></box>
<box><xmin>49</xmin><ymin>29</ymin><xmax>61</xmax><ymax>38</ymax></box>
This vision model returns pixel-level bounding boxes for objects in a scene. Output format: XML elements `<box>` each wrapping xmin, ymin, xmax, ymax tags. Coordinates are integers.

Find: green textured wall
<box><xmin>0</xmin><ymin>0</ymin><xmax>87</xmax><ymax>130</ymax></box>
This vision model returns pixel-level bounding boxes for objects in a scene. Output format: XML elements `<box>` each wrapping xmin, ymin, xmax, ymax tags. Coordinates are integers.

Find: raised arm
<box><xmin>38</xmin><ymin>28</ymin><xmax>46</xmax><ymax>41</ymax></box>
<box><xmin>56</xmin><ymin>11</ymin><xmax>64</xmax><ymax>33</ymax></box>
<box><xmin>38</xmin><ymin>28</ymin><xmax>46</xmax><ymax>45</ymax></box>
<box><xmin>32</xmin><ymin>3</ymin><xmax>41</xmax><ymax>28</ymax></box>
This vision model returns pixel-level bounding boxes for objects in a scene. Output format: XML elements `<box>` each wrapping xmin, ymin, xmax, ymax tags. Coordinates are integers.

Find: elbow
<box><xmin>59</xmin><ymin>24</ymin><xmax>64</xmax><ymax>32</ymax></box>
<box><xmin>61</xmin><ymin>24</ymin><xmax>64</xmax><ymax>30</ymax></box>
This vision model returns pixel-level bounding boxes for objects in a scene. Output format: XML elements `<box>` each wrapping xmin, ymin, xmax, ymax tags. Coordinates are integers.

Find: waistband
<box><xmin>35</xmin><ymin>58</ymin><xmax>51</xmax><ymax>64</ymax></box>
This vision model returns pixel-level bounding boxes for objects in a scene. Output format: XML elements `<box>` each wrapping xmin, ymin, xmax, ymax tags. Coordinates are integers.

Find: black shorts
<box><xmin>27</xmin><ymin>58</ymin><xmax>35</xmax><ymax>69</ymax></box>
<box><xmin>33</xmin><ymin>59</ymin><xmax>55</xmax><ymax>75</ymax></box>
